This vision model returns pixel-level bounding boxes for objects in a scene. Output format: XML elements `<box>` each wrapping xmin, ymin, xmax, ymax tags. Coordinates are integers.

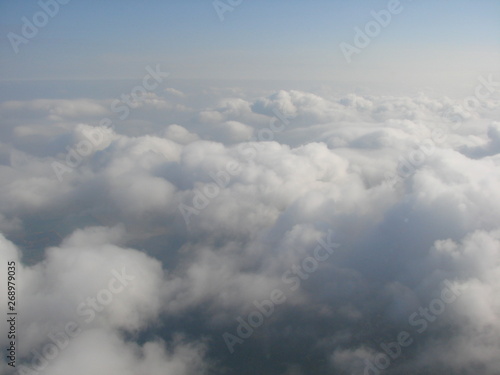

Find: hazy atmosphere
<box><xmin>1</xmin><ymin>1</ymin><xmax>500</xmax><ymax>374</ymax></box>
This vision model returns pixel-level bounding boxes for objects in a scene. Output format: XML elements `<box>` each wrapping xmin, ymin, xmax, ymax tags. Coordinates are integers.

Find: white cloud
<box><xmin>1</xmin><ymin>87</ymin><xmax>500</xmax><ymax>374</ymax></box>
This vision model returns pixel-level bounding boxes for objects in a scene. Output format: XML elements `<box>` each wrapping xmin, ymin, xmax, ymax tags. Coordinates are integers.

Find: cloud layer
<box><xmin>1</xmin><ymin>83</ymin><xmax>500</xmax><ymax>374</ymax></box>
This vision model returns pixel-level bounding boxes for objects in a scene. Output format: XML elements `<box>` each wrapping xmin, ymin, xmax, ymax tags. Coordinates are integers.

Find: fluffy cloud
<box><xmin>1</xmin><ymin>85</ymin><xmax>499</xmax><ymax>374</ymax></box>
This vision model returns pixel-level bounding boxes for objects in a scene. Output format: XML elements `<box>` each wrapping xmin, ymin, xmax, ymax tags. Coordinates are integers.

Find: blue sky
<box><xmin>1</xmin><ymin>0</ymin><xmax>499</xmax><ymax>88</ymax></box>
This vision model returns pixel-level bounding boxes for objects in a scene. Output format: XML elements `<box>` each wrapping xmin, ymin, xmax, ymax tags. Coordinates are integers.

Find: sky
<box><xmin>1</xmin><ymin>0</ymin><xmax>499</xmax><ymax>89</ymax></box>
<box><xmin>1</xmin><ymin>1</ymin><xmax>500</xmax><ymax>375</ymax></box>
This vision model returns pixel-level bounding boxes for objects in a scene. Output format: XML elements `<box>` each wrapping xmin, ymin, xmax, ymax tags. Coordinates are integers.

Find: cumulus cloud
<box><xmin>1</xmin><ymin>84</ymin><xmax>500</xmax><ymax>374</ymax></box>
